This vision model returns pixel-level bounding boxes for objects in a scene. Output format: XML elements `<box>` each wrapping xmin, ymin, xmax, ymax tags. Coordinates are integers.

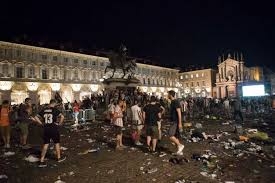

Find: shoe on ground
<box><xmin>22</xmin><ymin>144</ymin><xmax>31</xmax><ymax>150</ymax></box>
<box><xmin>135</xmin><ymin>141</ymin><xmax>143</xmax><ymax>146</ymax></box>
<box><xmin>176</xmin><ymin>144</ymin><xmax>184</xmax><ymax>155</ymax></box>
<box><xmin>38</xmin><ymin>162</ymin><xmax>47</xmax><ymax>168</ymax></box>
<box><xmin>57</xmin><ymin>156</ymin><xmax>66</xmax><ymax>163</ymax></box>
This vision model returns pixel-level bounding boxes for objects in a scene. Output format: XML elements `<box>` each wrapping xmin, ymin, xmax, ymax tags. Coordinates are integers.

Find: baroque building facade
<box><xmin>0</xmin><ymin>41</ymin><xmax>180</xmax><ymax>104</ymax></box>
<box><xmin>215</xmin><ymin>53</ymin><xmax>265</xmax><ymax>98</ymax></box>
<box><xmin>179</xmin><ymin>68</ymin><xmax>216</xmax><ymax>98</ymax></box>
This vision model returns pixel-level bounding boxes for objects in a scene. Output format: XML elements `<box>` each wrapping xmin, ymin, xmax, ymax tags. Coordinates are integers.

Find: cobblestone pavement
<box><xmin>1</xmin><ymin>117</ymin><xmax>275</xmax><ymax>183</ymax></box>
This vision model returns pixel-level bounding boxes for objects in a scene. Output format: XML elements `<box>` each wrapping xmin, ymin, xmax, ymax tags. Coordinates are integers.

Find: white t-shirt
<box><xmin>131</xmin><ymin>105</ymin><xmax>141</xmax><ymax>122</ymax></box>
<box><xmin>114</xmin><ymin>105</ymin><xmax>123</xmax><ymax>127</ymax></box>
<box><xmin>224</xmin><ymin>100</ymin><xmax>230</xmax><ymax>109</ymax></box>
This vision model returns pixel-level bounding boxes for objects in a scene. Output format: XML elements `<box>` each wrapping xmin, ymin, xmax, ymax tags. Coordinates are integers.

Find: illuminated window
<box><xmin>180</xmin><ymin>75</ymin><xmax>183</xmax><ymax>79</ymax></box>
<box><xmin>185</xmin><ymin>75</ymin><xmax>188</xmax><ymax>79</ymax></box>
<box><xmin>191</xmin><ymin>74</ymin><xmax>193</xmax><ymax>78</ymax></box>
<box><xmin>196</xmin><ymin>73</ymin><xmax>199</xmax><ymax>78</ymax></box>
<box><xmin>16</xmin><ymin>67</ymin><xmax>24</xmax><ymax>78</ymax></box>
<box><xmin>202</xmin><ymin>73</ymin><xmax>204</xmax><ymax>77</ymax></box>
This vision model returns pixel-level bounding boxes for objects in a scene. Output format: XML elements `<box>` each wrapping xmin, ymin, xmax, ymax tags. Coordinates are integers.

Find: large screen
<box><xmin>242</xmin><ymin>85</ymin><xmax>265</xmax><ymax>97</ymax></box>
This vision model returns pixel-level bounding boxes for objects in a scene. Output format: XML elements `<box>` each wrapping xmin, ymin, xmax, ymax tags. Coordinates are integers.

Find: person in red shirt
<box><xmin>0</xmin><ymin>100</ymin><xmax>11</xmax><ymax>148</ymax></box>
<box><xmin>73</xmin><ymin>100</ymin><xmax>80</xmax><ymax>126</ymax></box>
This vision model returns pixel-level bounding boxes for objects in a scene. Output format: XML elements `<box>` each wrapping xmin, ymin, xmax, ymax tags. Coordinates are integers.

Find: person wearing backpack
<box><xmin>0</xmin><ymin>100</ymin><xmax>11</xmax><ymax>148</ymax></box>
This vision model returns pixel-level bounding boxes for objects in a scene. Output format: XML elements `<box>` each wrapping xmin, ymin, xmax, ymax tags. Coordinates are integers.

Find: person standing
<box><xmin>38</xmin><ymin>99</ymin><xmax>66</xmax><ymax>168</ymax></box>
<box><xmin>72</xmin><ymin>100</ymin><xmax>80</xmax><ymax>126</ymax></box>
<box><xmin>168</xmin><ymin>90</ymin><xmax>184</xmax><ymax>155</ymax></box>
<box><xmin>142</xmin><ymin>96</ymin><xmax>162</xmax><ymax>153</ymax></box>
<box><xmin>113</xmin><ymin>99</ymin><xmax>125</xmax><ymax>150</ymax></box>
<box><xmin>0</xmin><ymin>100</ymin><xmax>11</xmax><ymax>148</ymax></box>
<box><xmin>18</xmin><ymin>98</ymin><xmax>35</xmax><ymax>148</ymax></box>
<box><xmin>223</xmin><ymin>98</ymin><xmax>231</xmax><ymax>119</ymax></box>
<box><xmin>131</xmin><ymin>100</ymin><xmax>144</xmax><ymax>146</ymax></box>
<box><xmin>233</xmin><ymin>97</ymin><xmax>244</xmax><ymax>122</ymax></box>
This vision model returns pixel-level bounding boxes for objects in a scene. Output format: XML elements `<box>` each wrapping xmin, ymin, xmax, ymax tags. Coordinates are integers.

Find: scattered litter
<box><xmin>3</xmin><ymin>151</ymin><xmax>15</xmax><ymax>157</ymax></box>
<box><xmin>107</xmin><ymin>170</ymin><xmax>114</xmax><ymax>174</ymax></box>
<box><xmin>68</xmin><ymin>171</ymin><xmax>75</xmax><ymax>176</ymax></box>
<box><xmin>175</xmin><ymin>179</ymin><xmax>185</xmax><ymax>183</ymax></box>
<box><xmin>222</xmin><ymin>122</ymin><xmax>230</xmax><ymax>125</ymax></box>
<box><xmin>78</xmin><ymin>150</ymin><xmax>89</xmax><ymax>155</ymax></box>
<box><xmin>183</xmin><ymin>123</ymin><xmax>192</xmax><ymax>127</ymax></box>
<box><xmin>224</xmin><ymin>181</ymin><xmax>235</xmax><ymax>183</ymax></box>
<box><xmin>159</xmin><ymin>152</ymin><xmax>167</xmax><ymax>158</ymax></box>
<box><xmin>169</xmin><ymin>157</ymin><xmax>189</xmax><ymax>165</ymax></box>
<box><xmin>0</xmin><ymin>175</ymin><xmax>8</xmax><ymax>179</ymax></box>
<box><xmin>195</xmin><ymin>123</ymin><xmax>202</xmax><ymax>129</ymax></box>
<box><xmin>24</xmin><ymin>155</ymin><xmax>40</xmax><ymax>163</ymax></box>
<box><xmin>239</xmin><ymin>136</ymin><xmax>249</xmax><ymax>142</ymax></box>
<box><xmin>55</xmin><ymin>180</ymin><xmax>65</xmax><ymax>183</ymax></box>
<box><xmin>147</xmin><ymin>168</ymin><xmax>158</xmax><ymax>174</ymax></box>
<box><xmin>247</xmin><ymin>132</ymin><xmax>269</xmax><ymax>141</ymax></box>
<box><xmin>140</xmin><ymin>167</ymin><xmax>144</xmax><ymax>171</ymax></box>
<box><xmin>200</xmin><ymin>172</ymin><xmax>217</xmax><ymax>179</ymax></box>
<box><xmin>247</xmin><ymin>129</ymin><xmax>258</xmax><ymax>133</ymax></box>
<box><xmin>61</xmin><ymin>147</ymin><xmax>68</xmax><ymax>151</ymax></box>
<box><xmin>88</xmin><ymin>148</ymin><xmax>100</xmax><ymax>153</ymax></box>
<box><xmin>152</xmin><ymin>178</ymin><xmax>157</xmax><ymax>182</ymax></box>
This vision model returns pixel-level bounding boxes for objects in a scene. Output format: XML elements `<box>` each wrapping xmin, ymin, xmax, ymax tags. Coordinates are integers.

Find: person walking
<box><xmin>168</xmin><ymin>90</ymin><xmax>184</xmax><ymax>155</ymax></box>
<box><xmin>38</xmin><ymin>99</ymin><xmax>66</xmax><ymax>168</ymax></box>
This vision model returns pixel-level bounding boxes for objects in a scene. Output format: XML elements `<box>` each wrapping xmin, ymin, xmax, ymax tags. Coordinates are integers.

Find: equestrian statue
<box><xmin>104</xmin><ymin>44</ymin><xmax>137</xmax><ymax>79</ymax></box>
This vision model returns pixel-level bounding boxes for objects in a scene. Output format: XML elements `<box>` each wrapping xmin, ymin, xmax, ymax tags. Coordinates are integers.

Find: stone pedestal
<box><xmin>103</xmin><ymin>78</ymin><xmax>141</xmax><ymax>90</ymax></box>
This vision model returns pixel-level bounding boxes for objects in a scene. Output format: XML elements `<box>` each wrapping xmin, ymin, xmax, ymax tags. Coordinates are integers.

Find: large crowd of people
<box><xmin>0</xmin><ymin>88</ymin><xmax>273</xmax><ymax>168</ymax></box>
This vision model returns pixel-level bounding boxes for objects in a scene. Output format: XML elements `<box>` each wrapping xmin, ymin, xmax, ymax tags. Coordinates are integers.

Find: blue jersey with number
<box><xmin>39</xmin><ymin>107</ymin><xmax>61</xmax><ymax>126</ymax></box>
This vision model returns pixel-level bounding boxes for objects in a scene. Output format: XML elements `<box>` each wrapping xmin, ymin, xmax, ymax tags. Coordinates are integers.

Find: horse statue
<box><xmin>104</xmin><ymin>44</ymin><xmax>137</xmax><ymax>79</ymax></box>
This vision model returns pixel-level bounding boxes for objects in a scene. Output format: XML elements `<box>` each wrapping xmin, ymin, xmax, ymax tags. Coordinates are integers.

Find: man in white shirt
<box><xmin>223</xmin><ymin>98</ymin><xmax>230</xmax><ymax>119</ymax></box>
<box><xmin>131</xmin><ymin>101</ymin><xmax>143</xmax><ymax>146</ymax></box>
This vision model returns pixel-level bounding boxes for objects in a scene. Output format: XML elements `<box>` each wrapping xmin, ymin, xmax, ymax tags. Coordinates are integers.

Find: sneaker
<box><xmin>57</xmin><ymin>156</ymin><xmax>66</xmax><ymax>163</ymax></box>
<box><xmin>176</xmin><ymin>144</ymin><xmax>184</xmax><ymax>155</ymax></box>
<box><xmin>38</xmin><ymin>162</ymin><xmax>47</xmax><ymax>168</ymax></box>
<box><xmin>135</xmin><ymin>141</ymin><xmax>143</xmax><ymax>146</ymax></box>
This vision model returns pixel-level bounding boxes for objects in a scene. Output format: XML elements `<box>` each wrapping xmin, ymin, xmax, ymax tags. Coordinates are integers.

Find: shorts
<box><xmin>132</xmin><ymin>120</ymin><xmax>144</xmax><ymax>131</ymax></box>
<box><xmin>146</xmin><ymin>126</ymin><xmax>158</xmax><ymax>139</ymax></box>
<box><xmin>0</xmin><ymin>125</ymin><xmax>10</xmax><ymax>137</ymax></box>
<box><xmin>43</xmin><ymin>125</ymin><xmax>60</xmax><ymax>144</ymax></box>
<box><xmin>18</xmin><ymin>123</ymin><xmax>29</xmax><ymax>136</ymax></box>
<box><xmin>168</xmin><ymin>122</ymin><xmax>179</xmax><ymax>138</ymax></box>
<box><xmin>114</xmin><ymin>125</ymin><xmax>123</xmax><ymax>135</ymax></box>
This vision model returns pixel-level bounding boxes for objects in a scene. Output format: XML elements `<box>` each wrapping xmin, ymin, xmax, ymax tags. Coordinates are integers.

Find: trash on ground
<box><xmin>24</xmin><ymin>155</ymin><xmax>40</xmax><ymax>163</ymax></box>
<box><xmin>107</xmin><ymin>170</ymin><xmax>114</xmax><ymax>174</ymax></box>
<box><xmin>159</xmin><ymin>152</ymin><xmax>167</xmax><ymax>158</ymax></box>
<box><xmin>247</xmin><ymin>131</ymin><xmax>269</xmax><ymax>141</ymax></box>
<box><xmin>239</xmin><ymin>136</ymin><xmax>249</xmax><ymax>142</ymax></box>
<box><xmin>55</xmin><ymin>180</ymin><xmax>65</xmax><ymax>183</ymax></box>
<box><xmin>61</xmin><ymin>147</ymin><xmax>68</xmax><ymax>151</ymax></box>
<box><xmin>3</xmin><ymin>151</ymin><xmax>15</xmax><ymax>157</ymax></box>
<box><xmin>147</xmin><ymin>168</ymin><xmax>158</xmax><ymax>174</ymax></box>
<box><xmin>0</xmin><ymin>175</ymin><xmax>8</xmax><ymax>179</ymax></box>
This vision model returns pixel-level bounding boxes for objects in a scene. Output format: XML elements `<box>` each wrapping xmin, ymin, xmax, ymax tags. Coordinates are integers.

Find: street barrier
<box><xmin>63</xmin><ymin>109</ymin><xmax>96</xmax><ymax>122</ymax></box>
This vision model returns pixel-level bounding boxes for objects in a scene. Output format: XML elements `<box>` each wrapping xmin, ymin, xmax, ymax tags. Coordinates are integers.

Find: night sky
<box><xmin>1</xmin><ymin>1</ymin><xmax>275</xmax><ymax>70</ymax></box>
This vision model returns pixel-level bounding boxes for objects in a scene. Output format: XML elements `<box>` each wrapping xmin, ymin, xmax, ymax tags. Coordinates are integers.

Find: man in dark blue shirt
<box><xmin>168</xmin><ymin>90</ymin><xmax>184</xmax><ymax>155</ymax></box>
